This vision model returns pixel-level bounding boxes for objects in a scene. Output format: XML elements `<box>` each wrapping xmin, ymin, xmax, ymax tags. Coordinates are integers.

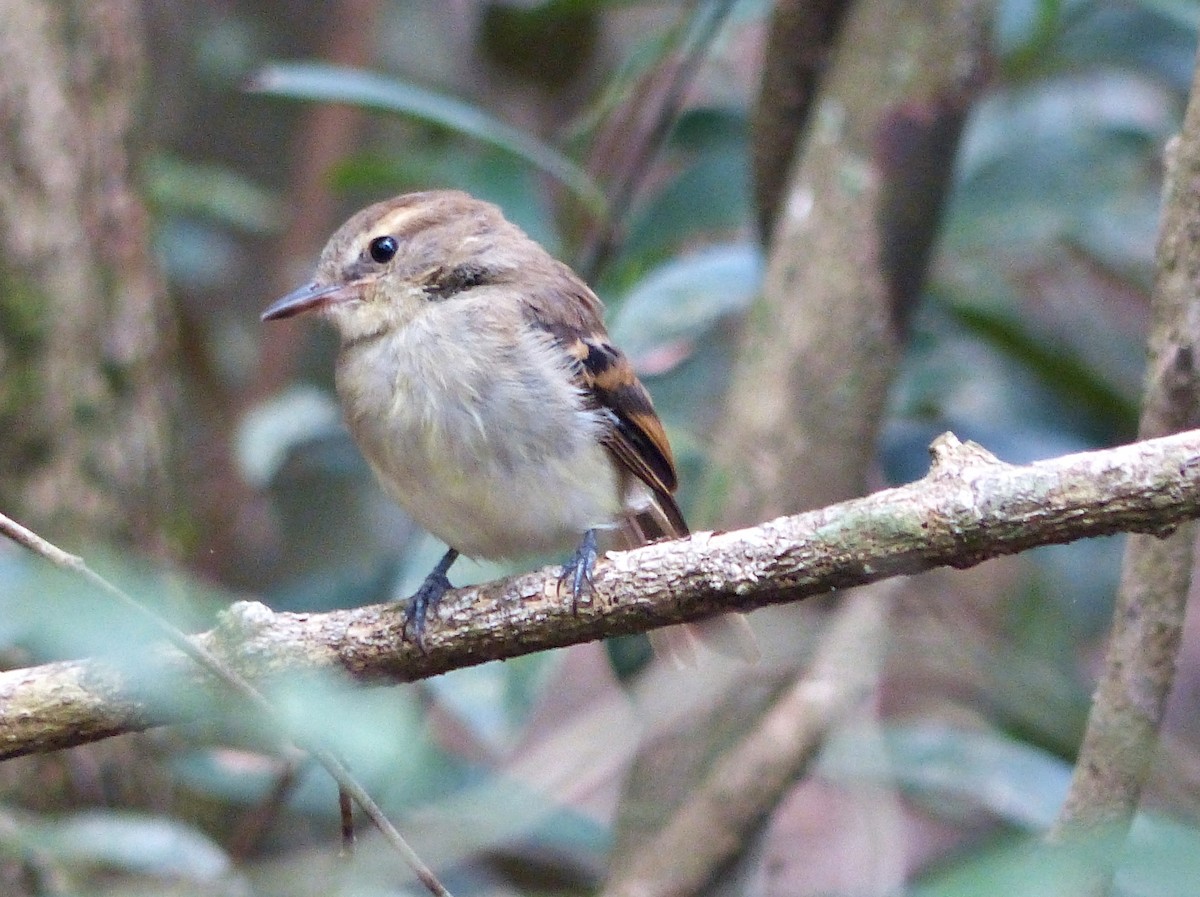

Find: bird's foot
<box><xmin>399</xmin><ymin>548</ymin><xmax>459</xmax><ymax>650</ymax></box>
<box><xmin>559</xmin><ymin>529</ymin><xmax>598</xmax><ymax>613</ymax></box>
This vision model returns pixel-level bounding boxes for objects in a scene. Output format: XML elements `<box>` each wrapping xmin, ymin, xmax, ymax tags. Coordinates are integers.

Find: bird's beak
<box><xmin>261</xmin><ymin>281</ymin><xmax>356</xmax><ymax>321</ymax></box>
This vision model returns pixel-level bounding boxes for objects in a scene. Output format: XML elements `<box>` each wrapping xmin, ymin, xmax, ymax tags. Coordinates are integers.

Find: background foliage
<box><xmin>2</xmin><ymin>0</ymin><xmax>1200</xmax><ymax>895</ymax></box>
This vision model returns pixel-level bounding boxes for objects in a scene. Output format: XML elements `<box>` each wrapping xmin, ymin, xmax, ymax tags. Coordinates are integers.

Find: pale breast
<box><xmin>335</xmin><ymin>303</ymin><xmax>622</xmax><ymax>558</ymax></box>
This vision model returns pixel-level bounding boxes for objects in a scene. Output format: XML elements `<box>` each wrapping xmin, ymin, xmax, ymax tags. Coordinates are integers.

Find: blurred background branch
<box><xmin>709</xmin><ymin>0</ymin><xmax>990</xmax><ymax>524</ymax></box>
<box><xmin>1046</xmin><ymin>42</ymin><xmax>1200</xmax><ymax>894</ymax></box>
<box><xmin>0</xmin><ymin>0</ymin><xmax>174</xmax><ymax>551</ymax></box>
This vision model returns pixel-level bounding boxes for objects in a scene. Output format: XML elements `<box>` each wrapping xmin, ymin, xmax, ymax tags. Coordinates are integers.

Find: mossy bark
<box><xmin>0</xmin><ymin>0</ymin><xmax>174</xmax><ymax>549</ymax></box>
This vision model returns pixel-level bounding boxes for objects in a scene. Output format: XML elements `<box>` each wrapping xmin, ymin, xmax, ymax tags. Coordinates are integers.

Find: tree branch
<box><xmin>4</xmin><ymin>429</ymin><xmax>1200</xmax><ymax>760</ymax></box>
<box><xmin>1046</xmin><ymin>34</ymin><xmax>1200</xmax><ymax>883</ymax></box>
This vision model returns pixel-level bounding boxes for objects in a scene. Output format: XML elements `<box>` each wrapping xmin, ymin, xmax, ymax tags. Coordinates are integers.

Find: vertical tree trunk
<box><xmin>708</xmin><ymin>0</ymin><xmax>989</xmax><ymax>525</ymax></box>
<box><xmin>0</xmin><ymin>0</ymin><xmax>174</xmax><ymax>549</ymax></box>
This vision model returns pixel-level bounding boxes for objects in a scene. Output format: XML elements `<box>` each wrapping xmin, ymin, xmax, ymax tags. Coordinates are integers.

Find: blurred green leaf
<box><xmin>194</xmin><ymin>14</ymin><xmax>266</xmax><ymax>85</ymax></box>
<box><xmin>0</xmin><ymin>549</ymin><xmax>227</xmax><ymax>663</ymax></box>
<box><xmin>825</xmin><ymin>724</ymin><xmax>1072</xmax><ymax>830</ymax></box>
<box><xmin>264</xmin><ymin>555</ymin><xmax>399</xmax><ymax>613</ymax></box>
<box><xmin>608</xmin><ymin>242</ymin><xmax>761</xmax><ymax>371</ymax></box>
<box><xmin>1117</xmin><ymin>814</ymin><xmax>1200</xmax><ymax>897</ymax></box>
<box><xmin>930</xmin><ymin>286</ymin><xmax>1139</xmax><ymax>442</ymax></box>
<box><xmin>562</xmin><ymin>24</ymin><xmax>673</xmax><ymax>149</ymax></box>
<box><xmin>913</xmin><ymin>813</ymin><xmax>1200</xmax><ymax>897</ymax></box>
<box><xmin>426</xmin><ymin>653</ymin><xmax>560</xmax><ymax>751</ymax></box>
<box><xmin>154</xmin><ymin>218</ymin><xmax>243</xmax><ymax>291</ymax></box>
<box><xmin>610</xmin><ymin>106</ymin><xmax>750</xmax><ymax>279</ymax></box>
<box><xmin>1129</xmin><ymin>0</ymin><xmax>1200</xmax><ymax>30</ymax></box>
<box><xmin>885</xmin><ymin>298</ymin><xmax>1121</xmax><ymax>477</ymax></box>
<box><xmin>246</xmin><ymin>674</ymin><xmax>468</xmax><ymax>809</ymax></box>
<box><xmin>1059</xmin><ymin>3</ymin><xmax>1198</xmax><ymax>88</ymax></box>
<box><xmin>604</xmin><ymin>632</ymin><xmax>653</xmax><ymax>680</ymax></box>
<box><xmin>997</xmin><ymin>0</ymin><xmax>1066</xmax><ymax>76</ymax></box>
<box><xmin>669</xmin><ymin>105</ymin><xmax>749</xmax><ymax>149</ymax></box>
<box><xmin>912</xmin><ymin>831</ymin><xmax>1117</xmax><ymax>897</ymax></box>
<box><xmin>0</xmin><ymin>554</ymin><xmax>34</xmax><ymax>645</ymax></box>
<box><xmin>405</xmin><ymin>774</ymin><xmax>613</xmax><ymax>871</ymax></box>
<box><xmin>619</xmin><ymin>148</ymin><xmax>749</xmax><ymax>270</ymax></box>
<box><xmin>981</xmin><ymin>572</ymin><xmax>1095</xmax><ymax>756</ymax></box>
<box><xmin>17</xmin><ymin>810</ymin><xmax>233</xmax><ymax>882</ymax></box>
<box><xmin>889</xmin><ymin>725</ymin><xmax>1070</xmax><ymax>829</ymax></box>
<box><xmin>147</xmin><ymin>154</ymin><xmax>283</xmax><ymax>234</ymax></box>
<box><xmin>1016</xmin><ymin>540</ymin><xmax>1122</xmax><ymax>639</ymax></box>
<box><xmin>236</xmin><ymin>385</ymin><xmax>342</xmax><ymax>488</ymax></box>
<box><xmin>249</xmin><ymin>62</ymin><xmax>606</xmax><ymax>213</ymax></box>
<box><xmin>951</xmin><ymin>72</ymin><xmax>1170</xmax><ymax>266</ymax></box>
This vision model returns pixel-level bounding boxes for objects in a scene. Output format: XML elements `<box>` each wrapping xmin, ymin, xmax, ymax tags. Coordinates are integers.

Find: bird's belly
<box><xmin>344</xmin><ymin>370</ymin><xmax>619</xmax><ymax>558</ymax></box>
<box><xmin>367</xmin><ymin>433</ymin><xmax>620</xmax><ymax>559</ymax></box>
<box><xmin>338</xmin><ymin>316</ymin><xmax>623</xmax><ymax>558</ymax></box>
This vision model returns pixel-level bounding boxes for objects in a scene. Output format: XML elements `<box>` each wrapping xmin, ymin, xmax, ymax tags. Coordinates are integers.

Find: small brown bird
<box><xmin>262</xmin><ymin>190</ymin><xmax>729</xmax><ymax>657</ymax></box>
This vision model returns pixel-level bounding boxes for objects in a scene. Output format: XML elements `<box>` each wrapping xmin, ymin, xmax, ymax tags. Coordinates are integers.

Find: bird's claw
<box><xmin>401</xmin><ymin>573</ymin><xmax>451</xmax><ymax>649</ymax></box>
<box><xmin>559</xmin><ymin>529</ymin><xmax>598</xmax><ymax>613</ymax></box>
<box><xmin>396</xmin><ymin>547</ymin><xmax>459</xmax><ymax>650</ymax></box>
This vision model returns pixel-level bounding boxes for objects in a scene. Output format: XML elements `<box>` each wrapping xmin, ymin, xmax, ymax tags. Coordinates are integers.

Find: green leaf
<box><xmin>952</xmin><ymin>72</ymin><xmax>1172</xmax><ymax>264</ymax></box>
<box><xmin>928</xmin><ymin>286</ymin><xmax>1139</xmax><ymax>442</ymax></box>
<box><xmin>236</xmin><ymin>385</ymin><xmax>342</xmax><ymax>488</ymax></box>
<box><xmin>892</xmin><ymin>725</ymin><xmax>1072</xmax><ymax>829</ymax></box>
<box><xmin>1128</xmin><ymin>0</ymin><xmax>1200</xmax><ymax>30</ymax></box>
<box><xmin>0</xmin><ymin>550</ymin><xmax>229</xmax><ymax>663</ymax></box>
<box><xmin>261</xmin><ymin>673</ymin><xmax>467</xmax><ymax>807</ymax></box>
<box><xmin>608</xmin><ymin>242</ymin><xmax>762</xmax><ymax>370</ymax></box>
<box><xmin>426</xmin><ymin>653</ymin><xmax>560</xmax><ymax>750</ymax></box>
<box><xmin>248</xmin><ymin>62</ymin><xmax>606</xmax><ymax>213</ymax></box>
<box><xmin>825</xmin><ymin>724</ymin><xmax>1072</xmax><ymax>830</ymax></box>
<box><xmin>146</xmin><ymin>154</ymin><xmax>283</xmax><ymax>234</ymax></box>
<box><xmin>619</xmin><ymin>149</ymin><xmax>749</xmax><ymax>269</ymax></box>
<box><xmin>1118</xmin><ymin>814</ymin><xmax>1200</xmax><ymax>896</ymax></box>
<box><xmin>913</xmin><ymin>814</ymin><xmax>1200</xmax><ymax>897</ymax></box>
<box><xmin>913</xmin><ymin>831</ymin><xmax>1118</xmax><ymax>897</ymax></box>
<box><xmin>21</xmin><ymin>810</ymin><xmax>232</xmax><ymax>882</ymax></box>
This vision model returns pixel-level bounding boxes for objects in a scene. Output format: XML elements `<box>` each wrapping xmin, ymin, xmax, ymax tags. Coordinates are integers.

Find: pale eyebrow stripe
<box><xmin>372</xmin><ymin>205</ymin><xmax>438</xmax><ymax>237</ymax></box>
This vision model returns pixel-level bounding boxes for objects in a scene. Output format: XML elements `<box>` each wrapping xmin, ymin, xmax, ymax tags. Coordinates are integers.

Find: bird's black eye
<box><xmin>368</xmin><ymin>235</ymin><xmax>398</xmax><ymax>264</ymax></box>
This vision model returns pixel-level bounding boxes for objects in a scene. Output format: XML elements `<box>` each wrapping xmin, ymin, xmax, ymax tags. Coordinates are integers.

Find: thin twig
<box><xmin>340</xmin><ymin>785</ymin><xmax>356</xmax><ymax>857</ymax></box>
<box><xmin>0</xmin><ymin>511</ymin><xmax>452</xmax><ymax>897</ymax></box>
<box><xmin>577</xmin><ymin>0</ymin><xmax>739</xmax><ymax>280</ymax></box>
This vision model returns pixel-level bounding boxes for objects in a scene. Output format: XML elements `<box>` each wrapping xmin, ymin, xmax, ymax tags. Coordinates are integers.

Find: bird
<box><xmin>261</xmin><ymin>189</ymin><xmax>745</xmax><ymax>660</ymax></box>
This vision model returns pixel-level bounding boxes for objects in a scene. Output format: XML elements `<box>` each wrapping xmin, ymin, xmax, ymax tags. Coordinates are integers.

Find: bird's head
<box><xmin>261</xmin><ymin>190</ymin><xmax>526</xmax><ymax>343</ymax></box>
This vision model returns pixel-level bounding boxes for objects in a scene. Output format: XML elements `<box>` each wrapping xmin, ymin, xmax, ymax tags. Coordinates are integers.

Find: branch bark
<box><xmin>1046</xmin><ymin>37</ymin><xmax>1200</xmax><ymax>885</ymax></box>
<box><xmin>4</xmin><ymin>429</ymin><xmax>1200</xmax><ymax>760</ymax></box>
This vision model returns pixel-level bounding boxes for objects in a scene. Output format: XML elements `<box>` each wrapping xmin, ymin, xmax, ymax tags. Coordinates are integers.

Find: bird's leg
<box><xmin>559</xmin><ymin>529</ymin><xmax>598</xmax><ymax>612</ymax></box>
<box><xmin>401</xmin><ymin>547</ymin><xmax>459</xmax><ymax>648</ymax></box>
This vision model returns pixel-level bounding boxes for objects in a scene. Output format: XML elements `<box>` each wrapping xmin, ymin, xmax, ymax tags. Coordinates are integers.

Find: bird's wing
<box><xmin>521</xmin><ymin>277</ymin><xmax>687</xmax><ymax>538</ymax></box>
